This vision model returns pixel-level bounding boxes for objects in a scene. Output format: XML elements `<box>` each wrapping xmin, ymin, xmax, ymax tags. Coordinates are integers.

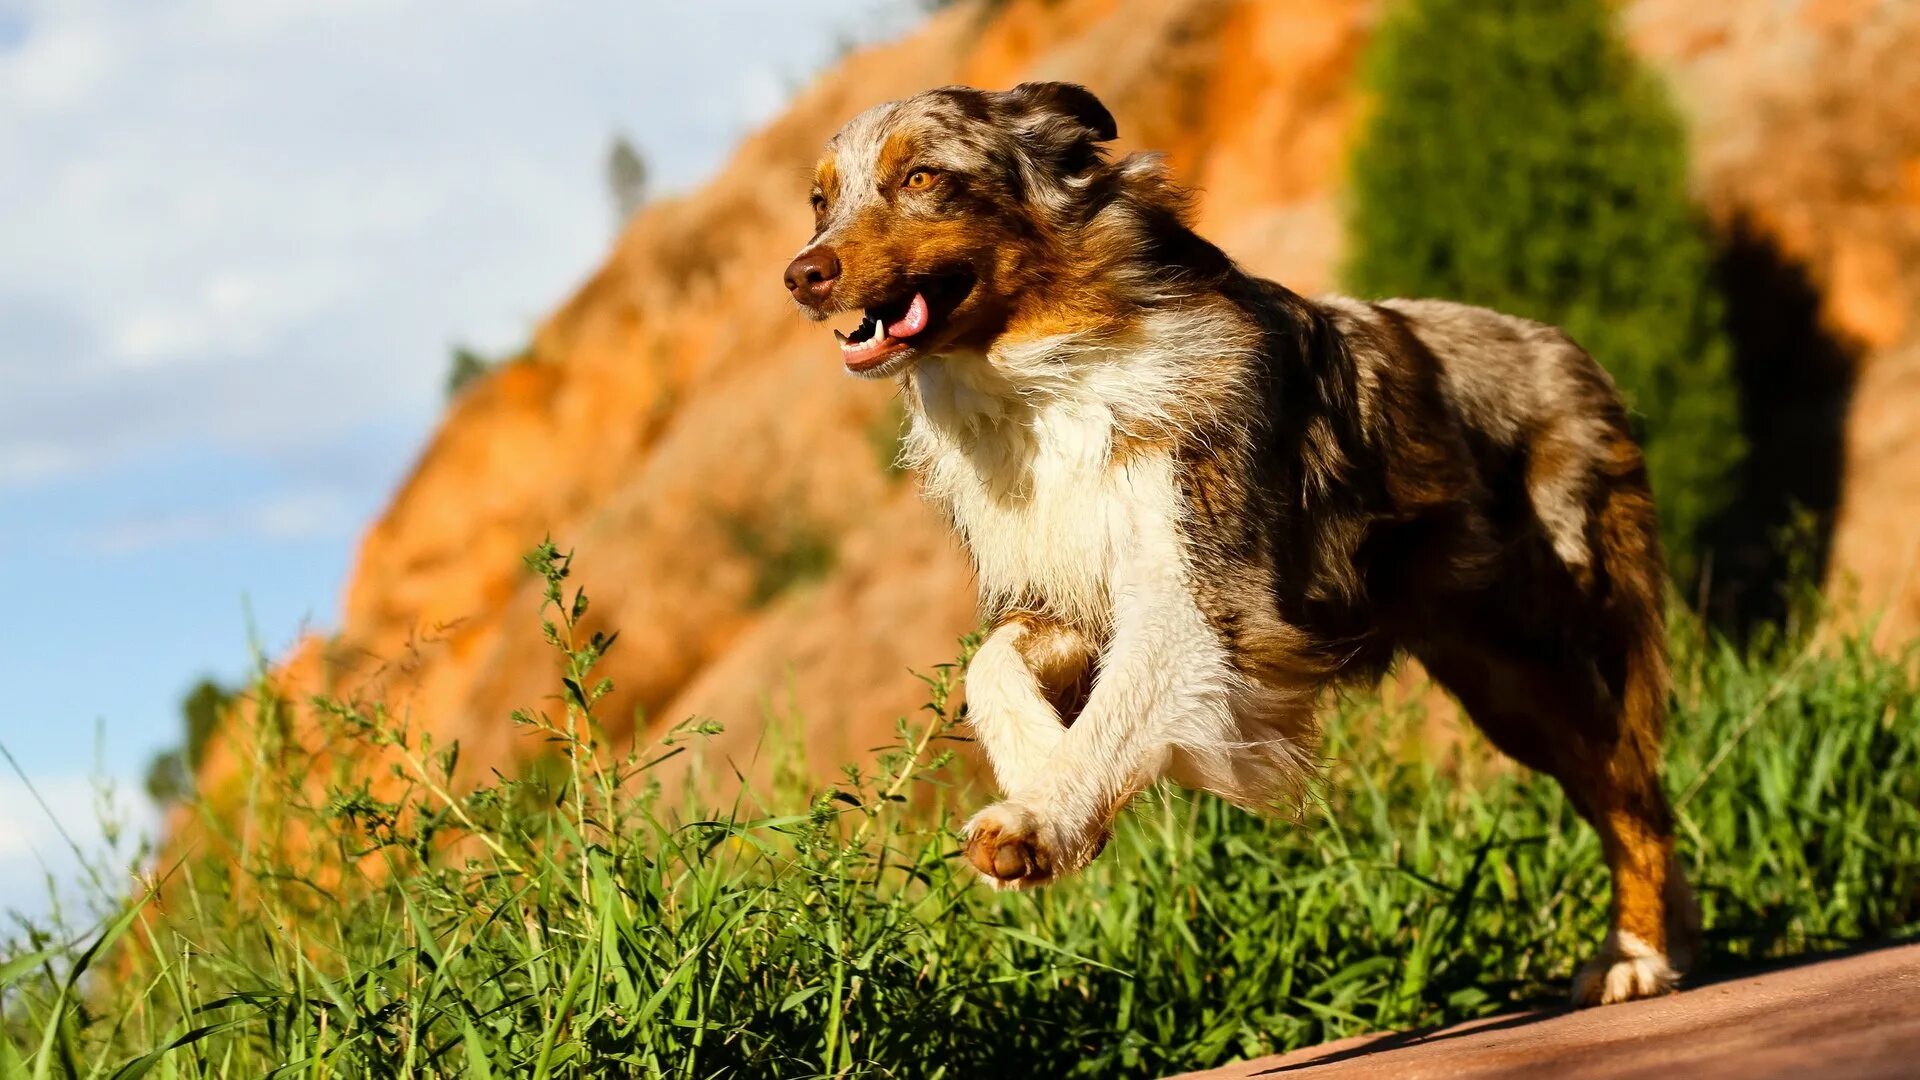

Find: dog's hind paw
<box><xmin>1572</xmin><ymin>930</ymin><xmax>1680</xmax><ymax>1006</ymax></box>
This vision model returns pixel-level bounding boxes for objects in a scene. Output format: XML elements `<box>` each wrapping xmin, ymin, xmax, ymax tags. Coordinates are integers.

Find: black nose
<box><xmin>784</xmin><ymin>247</ymin><xmax>841</xmax><ymax>306</ymax></box>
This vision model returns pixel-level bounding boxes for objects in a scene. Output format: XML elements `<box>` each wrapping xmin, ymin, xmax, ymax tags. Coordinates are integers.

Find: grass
<box><xmin>3</xmin><ymin>543</ymin><xmax>1917</xmax><ymax>1078</ymax></box>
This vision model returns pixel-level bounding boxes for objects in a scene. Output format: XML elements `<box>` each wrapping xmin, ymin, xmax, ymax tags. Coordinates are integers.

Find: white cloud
<box><xmin>251</xmin><ymin>488</ymin><xmax>351</xmax><ymax>540</ymax></box>
<box><xmin>110</xmin><ymin>263</ymin><xmax>354</xmax><ymax>367</ymax></box>
<box><xmin>0</xmin><ymin>18</ymin><xmax>113</xmax><ymax>110</ymax></box>
<box><xmin>0</xmin><ymin>771</ymin><xmax>153</xmax><ymax>921</ymax></box>
<box><xmin>80</xmin><ymin>488</ymin><xmax>358</xmax><ymax>554</ymax></box>
<box><xmin>0</xmin><ymin>441</ymin><xmax>81</xmax><ymax>487</ymax></box>
<box><xmin>736</xmin><ymin>63</ymin><xmax>803</xmax><ymax>131</ymax></box>
<box><xmin>0</xmin><ymin>775</ymin><xmax>97</xmax><ymax>859</ymax></box>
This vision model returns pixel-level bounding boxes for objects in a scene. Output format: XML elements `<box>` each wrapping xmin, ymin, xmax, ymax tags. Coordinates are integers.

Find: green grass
<box><xmin>4</xmin><ymin>544</ymin><xmax>1917</xmax><ymax>1078</ymax></box>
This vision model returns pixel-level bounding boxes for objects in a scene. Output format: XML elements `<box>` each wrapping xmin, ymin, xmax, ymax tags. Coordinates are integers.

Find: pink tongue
<box><xmin>886</xmin><ymin>292</ymin><xmax>928</xmax><ymax>338</ymax></box>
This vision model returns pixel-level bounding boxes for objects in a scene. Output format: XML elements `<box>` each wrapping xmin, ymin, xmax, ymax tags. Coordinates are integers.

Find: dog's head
<box><xmin>783</xmin><ymin>83</ymin><xmax>1121</xmax><ymax>378</ymax></box>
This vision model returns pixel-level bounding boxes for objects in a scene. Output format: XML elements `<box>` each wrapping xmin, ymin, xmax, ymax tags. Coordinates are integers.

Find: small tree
<box><xmin>607</xmin><ymin>133</ymin><xmax>649</xmax><ymax>226</ymax></box>
<box><xmin>1344</xmin><ymin>0</ymin><xmax>1744</xmax><ymax>567</ymax></box>
<box><xmin>446</xmin><ymin>345</ymin><xmax>490</xmax><ymax>399</ymax></box>
<box><xmin>145</xmin><ymin>677</ymin><xmax>233</xmax><ymax>805</ymax></box>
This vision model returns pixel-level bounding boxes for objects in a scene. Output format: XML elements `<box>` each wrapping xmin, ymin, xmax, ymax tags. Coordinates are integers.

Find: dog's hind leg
<box><xmin>1570</xmin><ymin>455</ymin><xmax>1699</xmax><ymax>1004</ymax></box>
<box><xmin>1411</xmin><ymin>456</ymin><xmax>1694</xmax><ymax>1006</ymax></box>
<box><xmin>1416</xmin><ymin>403</ymin><xmax>1695</xmax><ymax>1006</ymax></box>
<box><xmin>1413</xmin><ymin>623</ymin><xmax>1690</xmax><ymax>1007</ymax></box>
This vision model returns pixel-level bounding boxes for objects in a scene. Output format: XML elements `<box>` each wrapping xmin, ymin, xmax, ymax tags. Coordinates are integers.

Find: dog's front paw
<box><xmin>964</xmin><ymin>802</ymin><xmax>1056</xmax><ymax>889</ymax></box>
<box><xmin>963</xmin><ymin>802</ymin><xmax>1104</xmax><ymax>890</ymax></box>
<box><xmin>1571</xmin><ymin>931</ymin><xmax>1680</xmax><ymax>1006</ymax></box>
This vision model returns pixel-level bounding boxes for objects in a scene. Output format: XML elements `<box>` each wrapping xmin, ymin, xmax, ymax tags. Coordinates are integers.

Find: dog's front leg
<box><xmin>964</xmin><ymin>615</ymin><xmax>1095</xmax><ymax>796</ymax></box>
<box><xmin>964</xmin><ymin>515</ymin><xmax>1229</xmax><ymax>889</ymax></box>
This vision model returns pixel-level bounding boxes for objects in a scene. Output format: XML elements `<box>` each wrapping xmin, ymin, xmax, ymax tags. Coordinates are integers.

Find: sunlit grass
<box><xmin>3</xmin><ymin>544</ymin><xmax>1916</xmax><ymax>1077</ymax></box>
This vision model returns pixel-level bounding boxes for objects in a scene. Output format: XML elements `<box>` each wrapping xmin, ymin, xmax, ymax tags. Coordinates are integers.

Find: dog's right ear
<box><xmin>1006</xmin><ymin>82</ymin><xmax>1119</xmax><ymax>143</ymax></box>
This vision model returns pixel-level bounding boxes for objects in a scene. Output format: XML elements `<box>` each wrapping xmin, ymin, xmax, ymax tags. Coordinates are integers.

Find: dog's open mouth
<box><xmin>834</xmin><ymin>277</ymin><xmax>970</xmax><ymax>375</ymax></box>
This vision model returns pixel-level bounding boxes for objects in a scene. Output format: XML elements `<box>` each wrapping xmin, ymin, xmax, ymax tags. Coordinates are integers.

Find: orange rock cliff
<box><xmin>190</xmin><ymin>0</ymin><xmax>1920</xmax><ymax>807</ymax></box>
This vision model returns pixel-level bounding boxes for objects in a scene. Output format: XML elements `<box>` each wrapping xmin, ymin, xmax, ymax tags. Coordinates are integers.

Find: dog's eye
<box><xmin>903</xmin><ymin>168</ymin><xmax>937</xmax><ymax>191</ymax></box>
<box><xmin>810</xmin><ymin>192</ymin><xmax>827</xmax><ymax>214</ymax></box>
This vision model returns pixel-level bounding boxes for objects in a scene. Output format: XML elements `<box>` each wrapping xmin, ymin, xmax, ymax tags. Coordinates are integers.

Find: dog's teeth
<box><xmin>841</xmin><ymin>318</ymin><xmax>874</xmax><ymax>353</ymax></box>
<box><xmin>834</xmin><ymin>329</ymin><xmax>848</xmax><ymax>344</ymax></box>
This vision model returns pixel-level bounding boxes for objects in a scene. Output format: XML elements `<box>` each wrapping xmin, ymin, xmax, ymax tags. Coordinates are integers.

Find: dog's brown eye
<box><xmin>810</xmin><ymin>193</ymin><xmax>827</xmax><ymax>214</ymax></box>
<box><xmin>903</xmin><ymin>168</ymin><xmax>937</xmax><ymax>191</ymax></box>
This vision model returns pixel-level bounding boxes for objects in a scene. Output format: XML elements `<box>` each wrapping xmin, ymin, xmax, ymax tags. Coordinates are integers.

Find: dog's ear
<box><xmin>1007</xmin><ymin>82</ymin><xmax>1118</xmax><ymax>143</ymax></box>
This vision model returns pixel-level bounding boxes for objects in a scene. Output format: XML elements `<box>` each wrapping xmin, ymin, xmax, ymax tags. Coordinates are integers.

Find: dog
<box><xmin>783</xmin><ymin>82</ymin><xmax>1699</xmax><ymax>1006</ymax></box>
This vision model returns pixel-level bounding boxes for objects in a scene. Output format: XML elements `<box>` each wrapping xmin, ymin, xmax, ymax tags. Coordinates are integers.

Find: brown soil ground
<box><xmin>1170</xmin><ymin>942</ymin><xmax>1920</xmax><ymax>1080</ymax></box>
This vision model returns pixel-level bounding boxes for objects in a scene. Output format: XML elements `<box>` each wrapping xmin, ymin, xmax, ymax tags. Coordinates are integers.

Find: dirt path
<box><xmin>1171</xmin><ymin>943</ymin><xmax>1920</xmax><ymax>1079</ymax></box>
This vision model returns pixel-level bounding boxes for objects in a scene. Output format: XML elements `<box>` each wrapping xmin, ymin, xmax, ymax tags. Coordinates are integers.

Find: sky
<box><xmin>0</xmin><ymin>0</ymin><xmax>923</xmax><ymax>923</ymax></box>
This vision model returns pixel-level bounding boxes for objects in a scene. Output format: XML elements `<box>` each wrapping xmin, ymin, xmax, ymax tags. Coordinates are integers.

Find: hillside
<box><xmin>193</xmin><ymin>0</ymin><xmax>1920</xmax><ymax>803</ymax></box>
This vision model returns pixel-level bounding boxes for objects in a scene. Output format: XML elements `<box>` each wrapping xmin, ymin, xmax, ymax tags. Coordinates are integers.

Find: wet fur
<box><xmin>793</xmin><ymin>83</ymin><xmax>1696</xmax><ymax>1005</ymax></box>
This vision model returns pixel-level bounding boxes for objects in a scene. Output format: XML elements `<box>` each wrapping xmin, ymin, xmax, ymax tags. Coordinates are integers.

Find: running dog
<box><xmin>782</xmin><ymin>82</ymin><xmax>1698</xmax><ymax>1006</ymax></box>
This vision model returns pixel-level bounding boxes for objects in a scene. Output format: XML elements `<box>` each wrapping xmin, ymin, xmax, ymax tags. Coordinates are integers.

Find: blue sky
<box><xmin>0</xmin><ymin>0</ymin><xmax>921</xmax><ymax>920</ymax></box>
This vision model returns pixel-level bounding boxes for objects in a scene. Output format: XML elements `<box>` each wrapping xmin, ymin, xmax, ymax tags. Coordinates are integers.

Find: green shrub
<box><xmin>143</xmin><ymin>677</ymin><xmax>235</xmax><ymax>806</ymax></box>
<box><xmin>719</xmin><ymin>505</ymin><xmax>838</xmax><ymax>608</ymax></box>
<box><xmin>6</xmin><ymin>545</ymin><xmax>1915</xmax><ymax>1077</ymax></box>
<box><xmin>606</xmin><ymin>134</ymin><xmax>650</xmax><ymax>226</ymax></box>
<box><xmin>446</xmin><ymin>343</ymin><xmax>536</xmax><ymax>401</ymax></box>
<box><xmin>1344</xmin><ymin>0</ymin><xmax>1745</xmax><ymax>566</ymax></box>
<box><xmin>445</xmin><ymin>345</ymin><xmax>492</xmax><ymax>399</ymax></box>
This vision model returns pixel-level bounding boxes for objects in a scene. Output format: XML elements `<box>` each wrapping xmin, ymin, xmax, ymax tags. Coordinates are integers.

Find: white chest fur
<box><xmin>904</xmin><ymin>354</ymin><xmax>1157</xmax><ymax>631</ymax></box>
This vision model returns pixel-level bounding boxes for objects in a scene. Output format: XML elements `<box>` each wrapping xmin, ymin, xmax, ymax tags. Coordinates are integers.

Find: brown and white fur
<box><xmin>783</xmin><ymin>83</ymin><xmax>1699</xmax><ymax>1006</ymax></box>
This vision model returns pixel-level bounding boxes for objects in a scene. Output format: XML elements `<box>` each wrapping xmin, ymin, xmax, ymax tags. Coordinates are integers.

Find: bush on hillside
<box><xmin>142</xmin><ymin>676</ymin><xmax>234</xmax><ymax>806</ymax></box>
<box><xmin>445</xmin><ymin>344</ymin><xmax>492</xmax><ymax>399</ymax></box>
<box><xmin>606</xmin><ymin>133</ymin><xmax>649</xmax><ymax>226</ymax></box>
<box><xmin>1344</xmin><ymin>0</ymin><xmax>1745</xmax><ymax>570</ymax></box>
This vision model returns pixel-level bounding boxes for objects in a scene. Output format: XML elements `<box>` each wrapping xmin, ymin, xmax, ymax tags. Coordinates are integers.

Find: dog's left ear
<box><xmin>1007</xmin><ymin>82</ymin><xmax>1118</xmax><ymax>143</ymax></box>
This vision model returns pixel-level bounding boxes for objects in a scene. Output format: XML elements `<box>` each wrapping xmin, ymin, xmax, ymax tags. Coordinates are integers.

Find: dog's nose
<box><xmin>784</xmin><ymin>247</ymin><xmax>841</xmax><ymax>306</ymax></box>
